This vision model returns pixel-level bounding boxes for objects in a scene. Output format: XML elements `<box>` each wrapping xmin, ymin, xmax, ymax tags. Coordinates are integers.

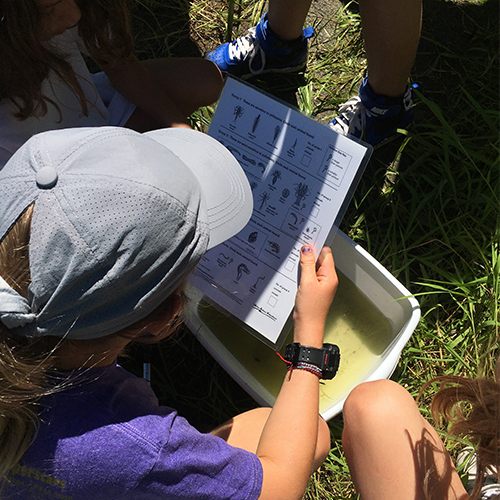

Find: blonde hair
<box><xmin>0</xmin><ymin>0</ymin><xmax>134</xmax><ymax>121</ymax></box>
<box><xmin>0</xmin><ymin>206</ymin><xmax>186</xmax><ymax>485</ymax></box>
<box><xmin>0</xmin><ymin>205</ymin><xmax>50</xmax><ymax>483</ymax></box>
<box><xmin>422</xmin><ymin>373</ymin><xmax>500</xmax><ymax>499</ymax></box>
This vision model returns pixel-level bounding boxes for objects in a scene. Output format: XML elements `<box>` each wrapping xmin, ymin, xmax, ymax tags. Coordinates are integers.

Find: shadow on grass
<box><xmin>130</xmin><ymin>0</ymin><xmax>202</xmax><ymax>59</ymax></box>
<box><xmin>341</xmin><ymin>0</ymin><xmax>498</xmax><ymax>251</ymax></box>
<box><xmin>416</xmin><ymin>0</ymin><xmax>499</xmax><ymax>115</ymax></box>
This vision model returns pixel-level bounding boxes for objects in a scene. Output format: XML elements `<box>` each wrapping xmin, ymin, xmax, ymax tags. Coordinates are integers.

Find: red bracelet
<box><xmin>275</xmin><ymin>351</ymin><xmax>322</xmax><ymax>378</ymax></box>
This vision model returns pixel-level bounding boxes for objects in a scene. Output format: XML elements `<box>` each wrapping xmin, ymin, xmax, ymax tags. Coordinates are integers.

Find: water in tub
<box><xmin>197</xmin><ymin>271</ymin><xmax>393</xmax><ymax>412</ymax></box>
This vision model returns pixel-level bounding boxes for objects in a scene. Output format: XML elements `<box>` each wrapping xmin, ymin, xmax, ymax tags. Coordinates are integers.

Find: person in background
<box><xmin>206</xmin><ymin>0</ymin><xmax>422</xmax><ymax>148</ymax></box>
<box><xmin>0</xmin><ymin>0</ymin><xmax>223</xmax><ymax>167</ymax></box>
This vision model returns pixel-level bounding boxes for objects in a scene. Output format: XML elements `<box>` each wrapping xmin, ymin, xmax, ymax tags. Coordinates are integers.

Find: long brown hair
<box><xmin>422</xmin><ymin>372</ymin><xmax>500</xmax><ymax>499</ymax></box>
<box><xmin>0</xmin><ymin>0</ymin><xmax>134</xmax><ymax>120</ymax></box>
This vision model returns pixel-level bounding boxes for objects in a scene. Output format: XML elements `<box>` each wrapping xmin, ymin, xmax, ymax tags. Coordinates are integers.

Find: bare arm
<box><xmin>100</xmin><ymin>56</ymin><xmax>192</xmax><ymax>129</ymax></box>
<box><xmin>256</xmin><ymin>245</ymin><xmax>338</xmax><ymax>500</ymax></box>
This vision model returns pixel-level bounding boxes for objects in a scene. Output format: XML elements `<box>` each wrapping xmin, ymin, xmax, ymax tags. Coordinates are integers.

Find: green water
<box><xmin>198</xmin><ymin>271</ymin><xmax>393</xmax><ymax>412</ymax></box>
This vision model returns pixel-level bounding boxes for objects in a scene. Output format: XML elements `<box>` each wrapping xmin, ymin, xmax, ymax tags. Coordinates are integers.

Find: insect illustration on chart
<box><xmin>290</xmin><ymin>212</ymin><xmax>305</xmax><ymax>226</ymax></box>
<box><xmin>293</xmin><ymin>182</ymin><xmax>310</xmax><ymax>208</ymax></box>
<box><xmin>322</xmin><ymin>154</ymin><xmax>333</xmax><ymax>172</ymax></box>
<box><xmin>282</xmin><ymin>188</ymin><xmax>290</xmax><ymax>199</ymax></box>
<box><xmin>268</xmin><ymin>241</ymin><xmax>280</xmax><ymax>254</ymax></box>
<box><xmin>250</xmin><ymin>181</ymin><xmax>258</xmax><ymax>191</ymax></box>
<box><xmin>232</xmin><ymin>105</ymin><xmax>244</xmax><ymax>125</ymax></box>
<box><xmin>248</xmin><ymin>231</ymin><xmax>258</xmax><ymax>243</ymax></box>
<box><xmin>252</xmin><ymin>114</ymin><xmax>261</xmax><ymax>133</ymax></box>
<box><xmin>258</xmin><ymin>162</ymin><xmax>266</xmax><ymax>174</ymax></box>
<box><xmin>251</xmin><ymin>276</ymin><xmax>266</xmax><ymax>289</ymax></box>
<box><xmin>287</xmin><ymin>138</ymin><xmax>298</xmax><ymax>155</ymax></box>
<box><xmin>219</xmin><ymin>253</ymin><xmax>232</xmax><ymax>262</ymax></box>
<box><xmin>236</xmin><ymin>263</ymin><xmax>251</xmax><ymax>282</ymax></box>
<box><xmin>273</xmin><ymin>125</ymin><xmax>281</xmax><ymax>143</ymax></box>
<box><xmin>216</xmin><ymin>253</ymin><xmax>233</xmax><ymax>268</ymax></box>
<box><xmin>242</xmin><ymin>154</ymin><xmax>256</xmax><ymax>166</ymax></box>
<box><xmin>258</xmin><ymin>191</ymin><xmax>271</xmax><ymax>210</ymax></box>
<box><xmin>271</xmin><ymin>170</ymin><xmax>282</xmax><ymax>185</ymax></box>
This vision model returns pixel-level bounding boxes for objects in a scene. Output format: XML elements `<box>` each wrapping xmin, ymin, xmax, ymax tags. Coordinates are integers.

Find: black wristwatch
<box><xmin>284</xmin><ymin>343</ymin><xmax>340</xmax><ymax>380</ymax></box>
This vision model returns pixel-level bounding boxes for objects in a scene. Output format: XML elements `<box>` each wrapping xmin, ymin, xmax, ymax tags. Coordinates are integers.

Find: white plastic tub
<box><xmin>184</xmin><ymin>230</ymin><xmax>420</xmax><ymax>421</ymax></box>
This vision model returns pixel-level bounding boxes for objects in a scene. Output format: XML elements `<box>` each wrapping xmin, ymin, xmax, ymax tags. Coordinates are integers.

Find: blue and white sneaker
<box><xmin>206</xmin><ymin>13</ymin><xmax>315</xmax><ymax>79</ymax></box>
<box><xmin>329</xmin><ymin>77</ymin><xmax>417</xmax><ymax>148</ymax></box>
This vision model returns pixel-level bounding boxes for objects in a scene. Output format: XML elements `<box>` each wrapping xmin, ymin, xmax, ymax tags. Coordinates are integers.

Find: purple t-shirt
<box><xmin>5</xmin><ymin>364</ymin><xmax>263</xmax><ymax>499</ymax></box>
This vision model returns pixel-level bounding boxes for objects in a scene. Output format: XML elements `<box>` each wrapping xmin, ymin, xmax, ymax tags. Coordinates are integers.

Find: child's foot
<box><xmin>206</xmin><ymin>13</ymin><xmax>314</xmax><ymax>79</ymax></box>
<box><xmin>329</xmin><ymin>77</ymin><xmax>417</xmax><ymax>148</ymax></box>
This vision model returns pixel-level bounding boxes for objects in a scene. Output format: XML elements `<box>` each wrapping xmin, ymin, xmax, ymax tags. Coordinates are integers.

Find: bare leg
<box><xmin>342</xmin><ymin>380</ymin><xmax>468</xmax><ymax>500</ymax></box>
<box><xmin>211</xmin><ymin>407</ymin><xmax>331</xmax><ymax>472</ymax></box>
<box><xmin>266</xmin><ymin>0</ymin><xmax>421</xmax><ymax>97</ymax></box>
<box><xmin>125</xmin><ymin>58</ymin><xmax>223</xmax><ymax>132</ymax></box>
<box><xmin>267</xmin><ymin>0</ymin><xmax>312</xmax><ymax>41</ymax></box>
<box><xmin>359</xmin><ymin>0</ymin><xmax>422</xmax><ymax>97</ymax></box>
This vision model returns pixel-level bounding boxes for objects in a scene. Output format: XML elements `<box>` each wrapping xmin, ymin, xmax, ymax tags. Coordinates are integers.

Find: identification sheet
<box><xmin>190</xmin><ymin>77</ymin><xmax>372</xmax><ymax>347</ymax></box>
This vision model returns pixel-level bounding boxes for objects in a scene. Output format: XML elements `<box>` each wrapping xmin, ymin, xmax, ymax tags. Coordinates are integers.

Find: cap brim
<box><xmin>145</xmin><ymin>128</ymin><xmax>253</xmax><ymax>249</ymax></box>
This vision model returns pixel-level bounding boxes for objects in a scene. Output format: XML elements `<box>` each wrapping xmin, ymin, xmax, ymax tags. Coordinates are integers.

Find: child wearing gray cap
<box><xmin>0</xmin><ymin>126</ymin><xmax>337</xmax><ymax>499</ymax></box>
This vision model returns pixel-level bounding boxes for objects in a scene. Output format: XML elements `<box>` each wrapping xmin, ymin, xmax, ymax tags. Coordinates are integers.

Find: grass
<box><xmin>125</xmin><ymin>0</ymin><xmax>499</xmax><ymax>497</ymax></box>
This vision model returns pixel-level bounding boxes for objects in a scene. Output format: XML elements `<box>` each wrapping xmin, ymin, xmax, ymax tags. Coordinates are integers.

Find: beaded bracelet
<box><xmin>295</xmin><ymin>362</ymin><xmax>322</xmax><ymax>378</ymax></box>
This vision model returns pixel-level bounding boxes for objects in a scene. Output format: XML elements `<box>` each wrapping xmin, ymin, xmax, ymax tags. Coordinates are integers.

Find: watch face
<box><xmin>322</xmin><ymin>344</ymin><xmax>340</xmax><ymax>379</ymax></box>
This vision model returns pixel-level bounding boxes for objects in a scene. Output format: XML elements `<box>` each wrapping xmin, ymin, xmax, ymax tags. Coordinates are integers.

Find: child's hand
<box><xmin>293</xmin><ymin>245</ymin><xmax>338</xmax><ymax>348</ymax></box>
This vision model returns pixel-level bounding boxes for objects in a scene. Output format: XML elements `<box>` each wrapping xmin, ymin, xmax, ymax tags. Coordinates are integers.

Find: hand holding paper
<box><xmin>293</xmin><ymin>246</ymin><xmax>338</xmax><ymax>348</ymax></box>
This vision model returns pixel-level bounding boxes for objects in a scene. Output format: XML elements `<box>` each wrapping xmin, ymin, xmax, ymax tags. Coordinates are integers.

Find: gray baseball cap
<box><xmin>0</xmin><ymin>126</ymin><xmax>253</xmax><ymax>339</ymax></box>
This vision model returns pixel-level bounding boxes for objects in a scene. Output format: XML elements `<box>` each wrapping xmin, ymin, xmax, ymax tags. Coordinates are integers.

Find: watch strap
<box><xmin>284</xmin><ymin>343</ymin><xmax>325</xmax><ymax>365</ymax></box>
<box><xmin>283</xmin><ymin>342</ymin><xmax>340</xmax><ymax>380</ymax></box>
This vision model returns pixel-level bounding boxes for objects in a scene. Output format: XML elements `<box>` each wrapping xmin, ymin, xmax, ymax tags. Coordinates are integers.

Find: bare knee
<box><xmin>197</xmin><ymin>59</ymin><xmax>223</xmax><ymax>104</ymax></box>
<box><xmin>176</xmin><ymin>58</ymin><xmax>223</xmax><ymax>110</ymax></box>
<box><xmin>343</xmin><ymin>379</ymin><xmax>414</xmax><ymax>432</ymax></box>
<box><xmin>342</xmin><ymin>379</ymin><xmax>411</xmax><ymax>469</ymax></box>
<box><xmin>141</xmin><ymin>57</ymin><xmax>223</xmax><ymax>114</ymax></box>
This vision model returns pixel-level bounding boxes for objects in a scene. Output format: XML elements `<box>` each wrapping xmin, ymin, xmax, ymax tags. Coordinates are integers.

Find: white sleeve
<box><xmin>69</xmin><ymin>26</ymin><xmax>91</xmax><ymax>57</ymax></box>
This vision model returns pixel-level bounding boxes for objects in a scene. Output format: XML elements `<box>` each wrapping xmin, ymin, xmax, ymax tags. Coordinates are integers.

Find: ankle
<box><xmin>360</xmin><ymin>77</ymin><xmax>413</xmax><ymax>115</ymax></box>
<box><xmin>266</xmin><ymin>17</ymin><xmax>304</xmax><ymax>42</ymax></box>
<box><xmin>261</xmin><ymin>13</ymin><xmax>306</xmax><ymax>45</ymax></box>
<box><xmin>364</xmin><ymin>77</ymin><xmax>408</xmax><ymax>101</ymax></box>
